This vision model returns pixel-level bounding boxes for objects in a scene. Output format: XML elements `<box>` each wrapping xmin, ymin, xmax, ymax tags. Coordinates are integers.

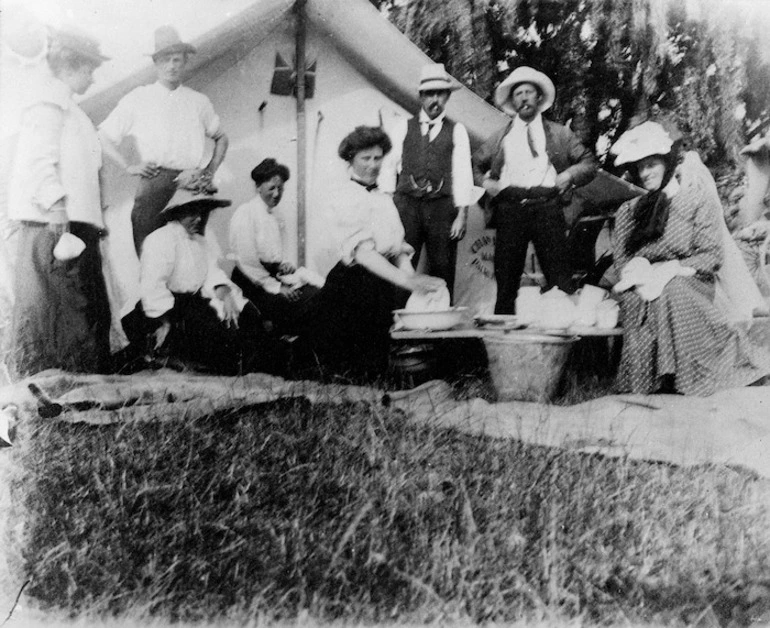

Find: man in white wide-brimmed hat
<box><xmin>472</xmin><ymin>66</ymin><xmax>597</xmax><ymax>314</ymax></box>
<box><xmin>380</xmin><ymin>63</ymin><xmax>474</xmax><ymax>299</ymax></box>
<box><xmin>99</xmin><ymin>25</ymin><xmax>229</xmax><ymax>254</ymax></box>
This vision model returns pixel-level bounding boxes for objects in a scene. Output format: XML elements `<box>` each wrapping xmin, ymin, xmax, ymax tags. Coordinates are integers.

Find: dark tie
<box><xmin>422</xmin><ymin>121</ymin><xmax>437</xmax><ymax>138</ymax></box>
<box><xmin>526</xmin><ymin>123</ymin><xmax>539</xmax><ymax>158</ymax></box>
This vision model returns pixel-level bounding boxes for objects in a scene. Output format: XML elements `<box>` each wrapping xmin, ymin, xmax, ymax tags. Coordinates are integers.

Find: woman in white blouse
<box><xmin>120</xmin><ymin>189</ymin><xmax>282</xmax><ymax>374</ymax></box>
<box><xmin>294</xmin><ymin>126</ymin><xmax>445</xmax><ymax>381</ymax></box>
<box><xmin>8</xmin><ymin>27</ymin><xmax>112</xmax><ymax>376</ymax></box>
<box><xmin>229</xmin><ymin>158</ymin><xmax>320</xmax><ymax>334</ymax></box>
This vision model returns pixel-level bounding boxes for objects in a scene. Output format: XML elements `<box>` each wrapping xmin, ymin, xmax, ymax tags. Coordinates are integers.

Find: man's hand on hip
<box><xmin>127</xmin><ymin>162</ymin><xmax>161</xmax><ymax>178</ymax></box>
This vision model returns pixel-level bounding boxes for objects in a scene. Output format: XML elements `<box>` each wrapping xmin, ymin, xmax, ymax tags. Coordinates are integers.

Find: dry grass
<box><xmin>7</xmin><ymin>391</ymin><xmax>770</xmax><ymax>627</ymax></box>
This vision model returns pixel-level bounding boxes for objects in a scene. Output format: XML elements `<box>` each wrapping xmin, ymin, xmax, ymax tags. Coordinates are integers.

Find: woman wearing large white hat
<box><xmin>610</xmin><ymin>121</ymin><xmax>770</xmax><ymax>395</ymax></box>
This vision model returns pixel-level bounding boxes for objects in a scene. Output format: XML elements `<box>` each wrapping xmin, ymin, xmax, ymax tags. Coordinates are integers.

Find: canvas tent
<box><xmin>66</xmin><ymin>0</ymin><xmax>512</xmax><ymax>333</ymax></box>
<box><xmin>1</xmin><ymin>0</ymin><xmax>637</xmax><ymax>351</ymax></box>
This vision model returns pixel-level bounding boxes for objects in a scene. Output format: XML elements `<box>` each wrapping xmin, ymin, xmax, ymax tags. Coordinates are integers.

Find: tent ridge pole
<box><xmin>294</xmin><ymin>0</ymin><xmax>307</xmax><ymax>267</ymax></box>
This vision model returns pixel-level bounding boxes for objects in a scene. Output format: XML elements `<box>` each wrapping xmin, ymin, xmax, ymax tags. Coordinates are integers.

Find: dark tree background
<box><xmin>370</xmin><ymin>0</ymin><xmax>770</xmax><ymax>173</ymax></box>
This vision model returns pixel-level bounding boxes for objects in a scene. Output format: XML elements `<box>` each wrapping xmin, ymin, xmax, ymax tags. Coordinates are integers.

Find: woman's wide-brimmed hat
<box><xmin>494</xmin><ymin>66</ymin><xmax>555</xmax><ymax>116</ymax></box>
<box><xmin>419</xmin><ymin>63</ymin><xmax>460</xmax><ymax>92</ymax></box>
<box><xmin>160</xmin><ymin>188</ymin><xmax>231</xmax><ymax>219</ymax></box>
<box><xmin>611</xmin><ymin>121</ymin><xmax>674</xmax><ymax>166</ymax></box>
<box><xmin>150</xmin><ymin>25</ymin><xmax>196</xmax><ymax>61</ymax></box>
<box><xmin>51</xmin><ymin>25</ymin><xmax>110</xmax><ymax>65</ymax></box>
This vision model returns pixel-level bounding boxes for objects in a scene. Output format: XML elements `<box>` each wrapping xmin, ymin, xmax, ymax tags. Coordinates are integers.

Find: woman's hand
<box><xmin>279</xmin><ymin>285</ymin><xmax>300</xmax><ymax>301</ymax></box>
<box><xmin>406</xmin><ymin>274</ymin><xmax>446</xmax><ymax>295</ymax></box>
<box><xmin>153</xmin><ymin>318</ymin><xmax>172</xmax><ymax>350</ymax></box>
<box><xmin>278</xmin><ymin>261</ymin><xmax>296</xmax><ymax>275</ymax></box>
<box><xmin>215</xmin><ymin>286</ymin><xmax>240</xmax><ymax>328</ymax></box>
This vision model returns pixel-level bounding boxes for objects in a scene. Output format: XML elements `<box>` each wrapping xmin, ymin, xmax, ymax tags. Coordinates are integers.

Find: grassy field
<box><xmin>7</xmin><ymin>390</ymin><xmax>770</xmax><ymax>627</ymax></box>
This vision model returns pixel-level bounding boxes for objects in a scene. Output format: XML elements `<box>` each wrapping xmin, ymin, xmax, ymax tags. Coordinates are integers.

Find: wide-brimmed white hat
<box><xmin>419</xmin><ymin>63</ymin><xmax>460</xmax><ymax>92</ymax></box>
<box><xmin>494</xmin><ymin>66</ymin><xmax>555</xmax><ymax>116</ymax></box>
<box><xmin>611</xmin><ymin>121</ymin><xmax>674</xmax><ymax>166</ymax></box>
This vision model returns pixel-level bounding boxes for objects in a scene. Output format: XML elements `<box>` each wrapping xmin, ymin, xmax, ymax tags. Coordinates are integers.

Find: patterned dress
<box><xmin>613</xmin><ymin>181</ymin><xmax>770</xmax><ymax>395</ymax></box>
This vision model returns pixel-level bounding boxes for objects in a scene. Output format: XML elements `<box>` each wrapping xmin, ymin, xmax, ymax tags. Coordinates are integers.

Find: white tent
<box><xmin>72</xmin><ymin>0</ymin><xmax>510</xmax><ymax>330</ymax></box>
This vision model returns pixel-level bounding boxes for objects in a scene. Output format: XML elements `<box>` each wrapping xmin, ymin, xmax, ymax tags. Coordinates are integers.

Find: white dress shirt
<box><xmin>9</xmin><ymin>76</ymin><xmax>104</xmax><ymax>226</ymax></box>
<box><xmin>140</xmin><ymin>221</ymin><xmax>246</xmax><ymax>319</ymax></box>
<box><xmin>499</xmin><ymin>113</ymin><xmax>557</xmax><ymax>188</ymax></box>
<box><xmin>229</xmin><ymin>196</ymin><xmax>286</xmax><ymax>294</ymax></box>
<box><xmin>99</xmin><ymin>82</ymin><xmax>221</xmax><ymax>170</ymax></box>
<box><xmin>379</xmin><ymin>110</ymin><xmax>474</xmax><ymax>207</ymax></box>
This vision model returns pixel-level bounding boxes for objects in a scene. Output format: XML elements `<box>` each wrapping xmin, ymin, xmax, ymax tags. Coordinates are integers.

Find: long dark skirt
<box><xmin>10</xmin><ymin>222</ymin><xmax>111</xmax><ymax>377</ymax></box>
<box><xmin>230</xmin><ymin>266</ymin><xmax>320</xmax><ymax>335</ymax></box>
<box><xmin>293</xmin><ymin>262</ymin><xmax>409</xmax><ymax>382</ymax></box>
<box><xmin>121</xmin><ymin>292</ymin><xmax>283</xmax><ymax>376</ymax></box>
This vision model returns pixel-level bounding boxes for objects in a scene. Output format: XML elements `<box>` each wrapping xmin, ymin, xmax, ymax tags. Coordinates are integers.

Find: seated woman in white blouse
<box><xmin>293</xmin><ymin>126</ymin><xmax>446</xmax><ymax>381</ymax></box>
<box><xmin>120</xmin><ymin>189</ymin><xmax>282</xmax><ymax>374</ymax></box>
<box><xmin>229</xmin><ymin>158</ymin><xmax>321</xmax><ymax>334</ymax></box>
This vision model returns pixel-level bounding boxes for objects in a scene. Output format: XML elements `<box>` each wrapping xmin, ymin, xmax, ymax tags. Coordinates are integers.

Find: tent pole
<box><xmin>294</xmin><ymin>0</ymin><xmax>307</xmax><ymax>267</ymax></box>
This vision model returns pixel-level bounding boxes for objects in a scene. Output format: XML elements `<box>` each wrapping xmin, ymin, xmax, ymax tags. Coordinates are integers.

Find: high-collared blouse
<box><xmin>229</xmin><ymin>195</ymin><xmax>286</xmax><ymax>294</ymax></box>
<box><xmin>328</xmin><ymin>177</ymin><xmax>414</xmax><ymax>266</ymax></box>
<box><xmin>9</xmin><ymin>76</ymin><xmax>104</xmax><ymax>226</ymax></box>
<box><xmin>140</xmin><ymin>221</ymin><xmax>246</xmax><ymax>319</ymax></box>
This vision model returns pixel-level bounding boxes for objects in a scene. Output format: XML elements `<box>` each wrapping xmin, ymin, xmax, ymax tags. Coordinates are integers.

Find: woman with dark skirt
<box><xmin>229</xmin><ymin>158</ymin><xmax>322</xmax><ymax>334</ymax></box>
<box><xmin>293</xmin><ymin>126</ymin><xmax>446</xmax><ymax>382</ymax></box>
<box><xmin>120</xmin><ymin>189</ymin><xmax>283</xmax><ymax>375</ymax></box>
<box><xmin>610</xmin><ymin>121</ymin><xmax>770</xmax><ymax>395</ymax></box>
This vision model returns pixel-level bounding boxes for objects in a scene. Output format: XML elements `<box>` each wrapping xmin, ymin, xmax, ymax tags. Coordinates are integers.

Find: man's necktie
<box><xmin>422</xmin><ymin>121</ymin><xmax>437</xmax><ymax>139</ymax></box>
<box><xmin>526</xmin><ymin>123</ymin><xmax>539</xmax><ymax>158</ymax></box>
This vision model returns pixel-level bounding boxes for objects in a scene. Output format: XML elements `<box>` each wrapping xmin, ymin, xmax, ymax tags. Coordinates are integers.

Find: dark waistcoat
<box><xmin>396</xmin><ymin>117</ymin><xmax>454</xmax><ymax>198</ymax></box>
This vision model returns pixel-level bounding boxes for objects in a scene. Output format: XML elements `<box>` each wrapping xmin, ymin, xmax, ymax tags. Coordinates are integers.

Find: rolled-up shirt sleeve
<box><xmin>340</xmin><ymin>229</ymin><xmax>377</xmax><ymax>266</ymax></box>
<box><xmin>452</xmin><ymin>122</ymin><xmax>474</xmax><ymax>207</ymax></box>
<box><xmin>24</xmin><ymin>103</ymin><xmax>67</xmax><ymax>212</ymax></box>
<box><xmin>139</xmin><ymin>232</ymin><xmax>177</xmax><ymax>318</ymax></box>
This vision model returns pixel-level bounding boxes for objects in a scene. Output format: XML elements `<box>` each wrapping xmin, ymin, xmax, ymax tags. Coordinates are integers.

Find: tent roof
<box><xmin>82</xmin><ymin>0</ymin><xmax>509</xmax><ymax>144</ymax></box>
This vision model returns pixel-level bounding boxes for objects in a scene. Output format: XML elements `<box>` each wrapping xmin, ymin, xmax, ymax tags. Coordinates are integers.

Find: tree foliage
<box><xmin>375</xmin><ymin>0</ymin><xmax>770</xmax><ymax>169</ymax></box>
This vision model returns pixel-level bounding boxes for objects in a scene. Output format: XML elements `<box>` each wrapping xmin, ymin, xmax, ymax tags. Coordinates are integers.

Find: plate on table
<box><xmin>393</xmin><ymin>307</ymin><xmax>469</xmax><ymax>331</ymax></box>
<box><xmin>474</xmin><ymin>314</ymin><xmax>527</xmax><ymax>330</ymax></box>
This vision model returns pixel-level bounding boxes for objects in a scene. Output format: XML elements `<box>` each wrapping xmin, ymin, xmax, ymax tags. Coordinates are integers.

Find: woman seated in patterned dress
<box><xmin>229</xmin><ymin>158</ymin><xmax>322</xmax><ymax>335</ymax></box>
<box><xmin>120</xmin><ymin>189</ymin><xmax>283</xmax><ymax>375</ymax></box>
<box><xmin>610</xmin><ymin>121</ymin><xmax>770</xmax><ymax>395</ymax></box>
<box><xmin>293</xmin><ymin>126</ymin><xmax>446</xmax><ymax>381</ymax></box>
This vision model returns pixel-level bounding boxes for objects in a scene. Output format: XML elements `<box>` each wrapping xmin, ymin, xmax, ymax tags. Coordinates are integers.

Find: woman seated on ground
<box><xmin>120</xmin><ymin>189</ymin><xmax>283</xmax><ymax>375</ymax></box>
<box><xmin>610</xmin><ymin>121</ymin><xmax>770</xmax><ymax>395</ymax></box>
<box><xmin>293</xmin><ymin>126</ymin><xmax>446</xmax><ymax>381</ymax></box>
<box><xmin>229</xmin><ymin>158</ymin><xmax>322</xmax><ymax>334</ymax></box>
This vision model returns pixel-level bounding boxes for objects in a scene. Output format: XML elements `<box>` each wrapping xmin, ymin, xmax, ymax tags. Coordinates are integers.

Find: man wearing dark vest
<box><xmin>381</xmin><ymin>63</ymin><xmax>473</xmax><ymax>300</ymax></box>
<box><xmin>472</xmin><ymin>66</ymin><xmax>597</xmax><ymax>314</ymax></box>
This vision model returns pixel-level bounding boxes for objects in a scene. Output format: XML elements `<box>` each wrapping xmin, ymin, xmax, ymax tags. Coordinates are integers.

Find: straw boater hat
<box><xmin>51</xmin><ymin>25</ymin><xmax>110</xmax><ymax>65</ymax></box>
<box><xmin>419</xmin><ymin>63</ymin><xmax>460</xmax><ymax>92</ymax></box>
<box><xmin>494</xmin><ymin>66</ymin><xmax>555</xmax><ymax>116</ymax></box>
<box><xmin>160</xmin><ymin>189</ymin><xmax>231</xmax><ymax>220</ymax></box>
<box><xmin>150</xmin><ymin>25</ymin><xmax>196</xmax><ymax>61</ymax></box>
<box><xmin>611</xmin><ymin>121</ymin><xmax>674</xmax><ymax>166</ymax></box>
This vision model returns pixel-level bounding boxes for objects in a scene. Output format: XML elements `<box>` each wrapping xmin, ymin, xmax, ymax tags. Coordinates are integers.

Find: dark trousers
<box><xmin>11</xmin><ymin>222</ymin><xmax>111</xmax><ymax>376</ymax></box>
<box><xmin>131</xmin><ymin>168</ymin><xmax>181</xmax><ymax>255</ymax></box>
<box><xmin>493</xmin><ymin>199</ymin><xmax>572</xmax><ymax>314</ymax></box>
<box><xmin>394</xmin><ymin>192</ymin><xmax>458</xmax><ymax>299</ymax></box>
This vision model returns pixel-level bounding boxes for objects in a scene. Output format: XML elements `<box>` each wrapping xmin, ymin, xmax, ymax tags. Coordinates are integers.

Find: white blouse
<box><xmin>229</xmin><ymin>196</ymin><xmax>285</xmax><ymax>294</ymax></box>
<box><xmin>328</xmin><ymin>178</ymin><xmax>414</xmax><ymax>266</ymax></box>
<box><xmin>140</xmin><ymin>221</ymin><xmax>246</xmax><ymax>319</ymax></box>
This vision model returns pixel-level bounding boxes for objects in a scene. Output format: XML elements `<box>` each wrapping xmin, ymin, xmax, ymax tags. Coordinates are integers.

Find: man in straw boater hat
<box><xmin>472</xmin><ymin>66</ymin><xmax>597</xmax><ymax>314</ymax></box>
<box><xmin>380</xmin><ymin>63</ymin><xmax>474</xmax><ymax>300</ymax></box>
<box><xmin>119</xmin><ymin>189</ymin><xmax>285</xmax><ymax>375</ymax></box>
<box><xmin>99</xmin><ymin>25</ymin><xmax>229</xmax><ymax>254</ymax></box>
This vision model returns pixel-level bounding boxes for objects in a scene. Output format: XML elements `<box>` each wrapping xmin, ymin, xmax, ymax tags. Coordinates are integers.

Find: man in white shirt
<box><xmin>380</xmin><ymin>63</ymin><xmax>473</xmax><ymax>300</ymax></box>
<box><xmin>99</xmin><ymin>25</ymin><xmax>229</xmax><ymax>254</ymax></box>
<box><xmin>472</xmin><ymin>66</ymin><xmax>597</xmax><ymax>314</ymax></box>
